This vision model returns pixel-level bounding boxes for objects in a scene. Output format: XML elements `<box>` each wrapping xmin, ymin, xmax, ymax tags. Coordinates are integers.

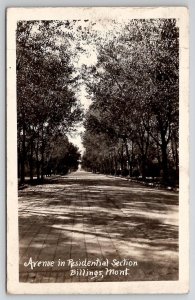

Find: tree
<box><xmin>17</xmin><ymin>21</ymin><xmax>83</xmax><ymax>183</ymax></box>
<box><xmin>82</xmin><ymin>19</ymin><xmax>179</xmax><ymax>184</ymax></box>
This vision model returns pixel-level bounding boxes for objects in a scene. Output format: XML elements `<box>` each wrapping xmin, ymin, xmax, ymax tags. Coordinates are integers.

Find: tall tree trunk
<box><xmin>141</xmin><ymin>154</ymin><xmax>147</xmax><ymax>180</ymax></box>
<box><xmin>175</xmin><ymin>142</ymin><xmax>179</xmax><ymax>174</ymax></box>
<box><xmin>156</xmin><ymin>139</ymin><xmax>161</xmax><ymax>166</ymax></box>
<box><xmin>174</xmin><ymin>136</ymin><xmax>179</xmax><ymax>173</ymax></box>
<box><xmin>35</xmin><ymin>144</ymin><xmax>40</xmax><ymax>180</ymax></box>
<box><xmin>171</xmin><ymin>135</ymin><xmax>179</xmax><ymax>183</ymax></box>
<box><xmin>161</xmin><ymin>140</ymin><xmax>168</xmax><ymax>183</ymax></box>
<box><xmin>36</xmin><ymin>161</ymin><xmax>40</xmax><ymax>180</ymax></box>
<box><xmin>29</xmin><ymin>139</ymin><xmax>33</xmax><ymax>183</ymax></box>
<box><xmin>109</xmin><ymin>154</ymin><xmax>114</xmax><ymax>174</ymax></box>
<box><xmin>41</xmin><ymin>150</ymin><xmax>44</xmax><ymax>180</ymax></box>
<box><xmin>120</xmin><ymin>144</ymin><xmax>124</xmax><ymax>174</ymax></box>
<box><xmin>20</xmin><ymin>124</ymin><xmax>26</xmax><ymax>184</ymax></box>
<box><xmin>130</xmin><ymin>142</ymin><xmax>134</xmax><ymax>176</ymax></box>
<box><xmin>41</xmin><ymin>126</ymin><xmax>45</xmax><ymax>181</ymax></box>
<box><xmin>113</xmin><ymin>152</ymin><xmax>117</xmax><ymax>176</ymax></box>
<box><xmin>124</xmin><ymin>138</ymin><xmax>132</xmax><ymax>177</ymax></box>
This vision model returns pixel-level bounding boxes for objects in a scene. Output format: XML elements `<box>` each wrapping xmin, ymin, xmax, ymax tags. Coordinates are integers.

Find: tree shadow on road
<box><xmin>19</xmin><ymin>175</ymin><xmax>179</xmax><ymax>282</ymax></box>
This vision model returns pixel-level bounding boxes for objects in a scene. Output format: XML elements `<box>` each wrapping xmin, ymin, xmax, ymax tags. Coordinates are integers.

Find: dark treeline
<box><xmin>17</xmin><ymin>21</ymin><xmax>83</xmax><ymax>184</ymax></box>
<box><xmin>82</xmin><ymin>19</ymin><xmax>179</xmax><ymax>186</ymax></box>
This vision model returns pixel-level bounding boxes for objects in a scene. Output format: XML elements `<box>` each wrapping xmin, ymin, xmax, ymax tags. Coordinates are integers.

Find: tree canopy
<box><xmin>82</xmin><ymin>19</ymin><xmax>179</xmax><ymax>185</ymax></box>
<box><xmin>17</xmin><ymin>21</ymin><xmax>83</xmax><ymax>183</ymax></box>
<box><xmin>17</xmin><ymin>18</ymin><xmax>179</xmax><ymax>186</ymax></box>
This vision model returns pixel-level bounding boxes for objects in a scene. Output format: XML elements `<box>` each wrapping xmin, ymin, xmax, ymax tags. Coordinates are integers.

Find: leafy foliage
<box><xmin>17</xmin><ymin>21</ymin><xmax>83</xmax><ymax>182</ymax></box>
<box><xmin>82</xmin><ymin>19</ymin><xmax>179</xmax><ymax>185</ymax></box>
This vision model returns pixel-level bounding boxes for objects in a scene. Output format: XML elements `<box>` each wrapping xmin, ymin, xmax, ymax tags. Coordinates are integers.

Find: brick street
<box><xmin>19</xmin><ymin>171</ymin><xmax>179</xmax><ymax>282</ymax></box>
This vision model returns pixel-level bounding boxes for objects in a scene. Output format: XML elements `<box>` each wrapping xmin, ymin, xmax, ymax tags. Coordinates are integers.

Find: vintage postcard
<box><xmin>7</xmin><ymin>7</ymin><xmax>189</xmax><ymax>294</ymax></box>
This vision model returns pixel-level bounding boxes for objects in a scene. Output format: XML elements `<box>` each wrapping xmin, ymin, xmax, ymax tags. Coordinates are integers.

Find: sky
<box><xmin>65</xmin><ymin>19</ymin><xmax>123</xmax><ymax>155</ymax></box>
<box><xmin>67</xmin><ymin>50</ymin><xmax>96</xmax><ymax>155</ymax></box>
<box><xmin>67</xmin><ymin>88</ymin><xmax>90</xmax><ymax>155</ymax></box>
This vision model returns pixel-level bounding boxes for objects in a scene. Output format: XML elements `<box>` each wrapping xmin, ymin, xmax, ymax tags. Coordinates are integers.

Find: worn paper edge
<box><xmin>6</xmin><ymin>6</ymin><xmax>189</xmax><ymax>294</ymax></box>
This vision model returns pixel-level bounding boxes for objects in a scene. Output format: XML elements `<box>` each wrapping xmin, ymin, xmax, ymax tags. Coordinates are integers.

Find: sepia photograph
<box><xmin>7</xmin><ymin>7</ymin><xmax>189</xmax><ymax>294</ymax></box>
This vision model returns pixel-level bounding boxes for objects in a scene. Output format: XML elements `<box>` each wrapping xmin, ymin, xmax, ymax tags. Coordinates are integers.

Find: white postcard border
<box><xmin>7</xmin><ymin>6</ymin><xmax>189</xmax><ymax>294</ymax></box>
